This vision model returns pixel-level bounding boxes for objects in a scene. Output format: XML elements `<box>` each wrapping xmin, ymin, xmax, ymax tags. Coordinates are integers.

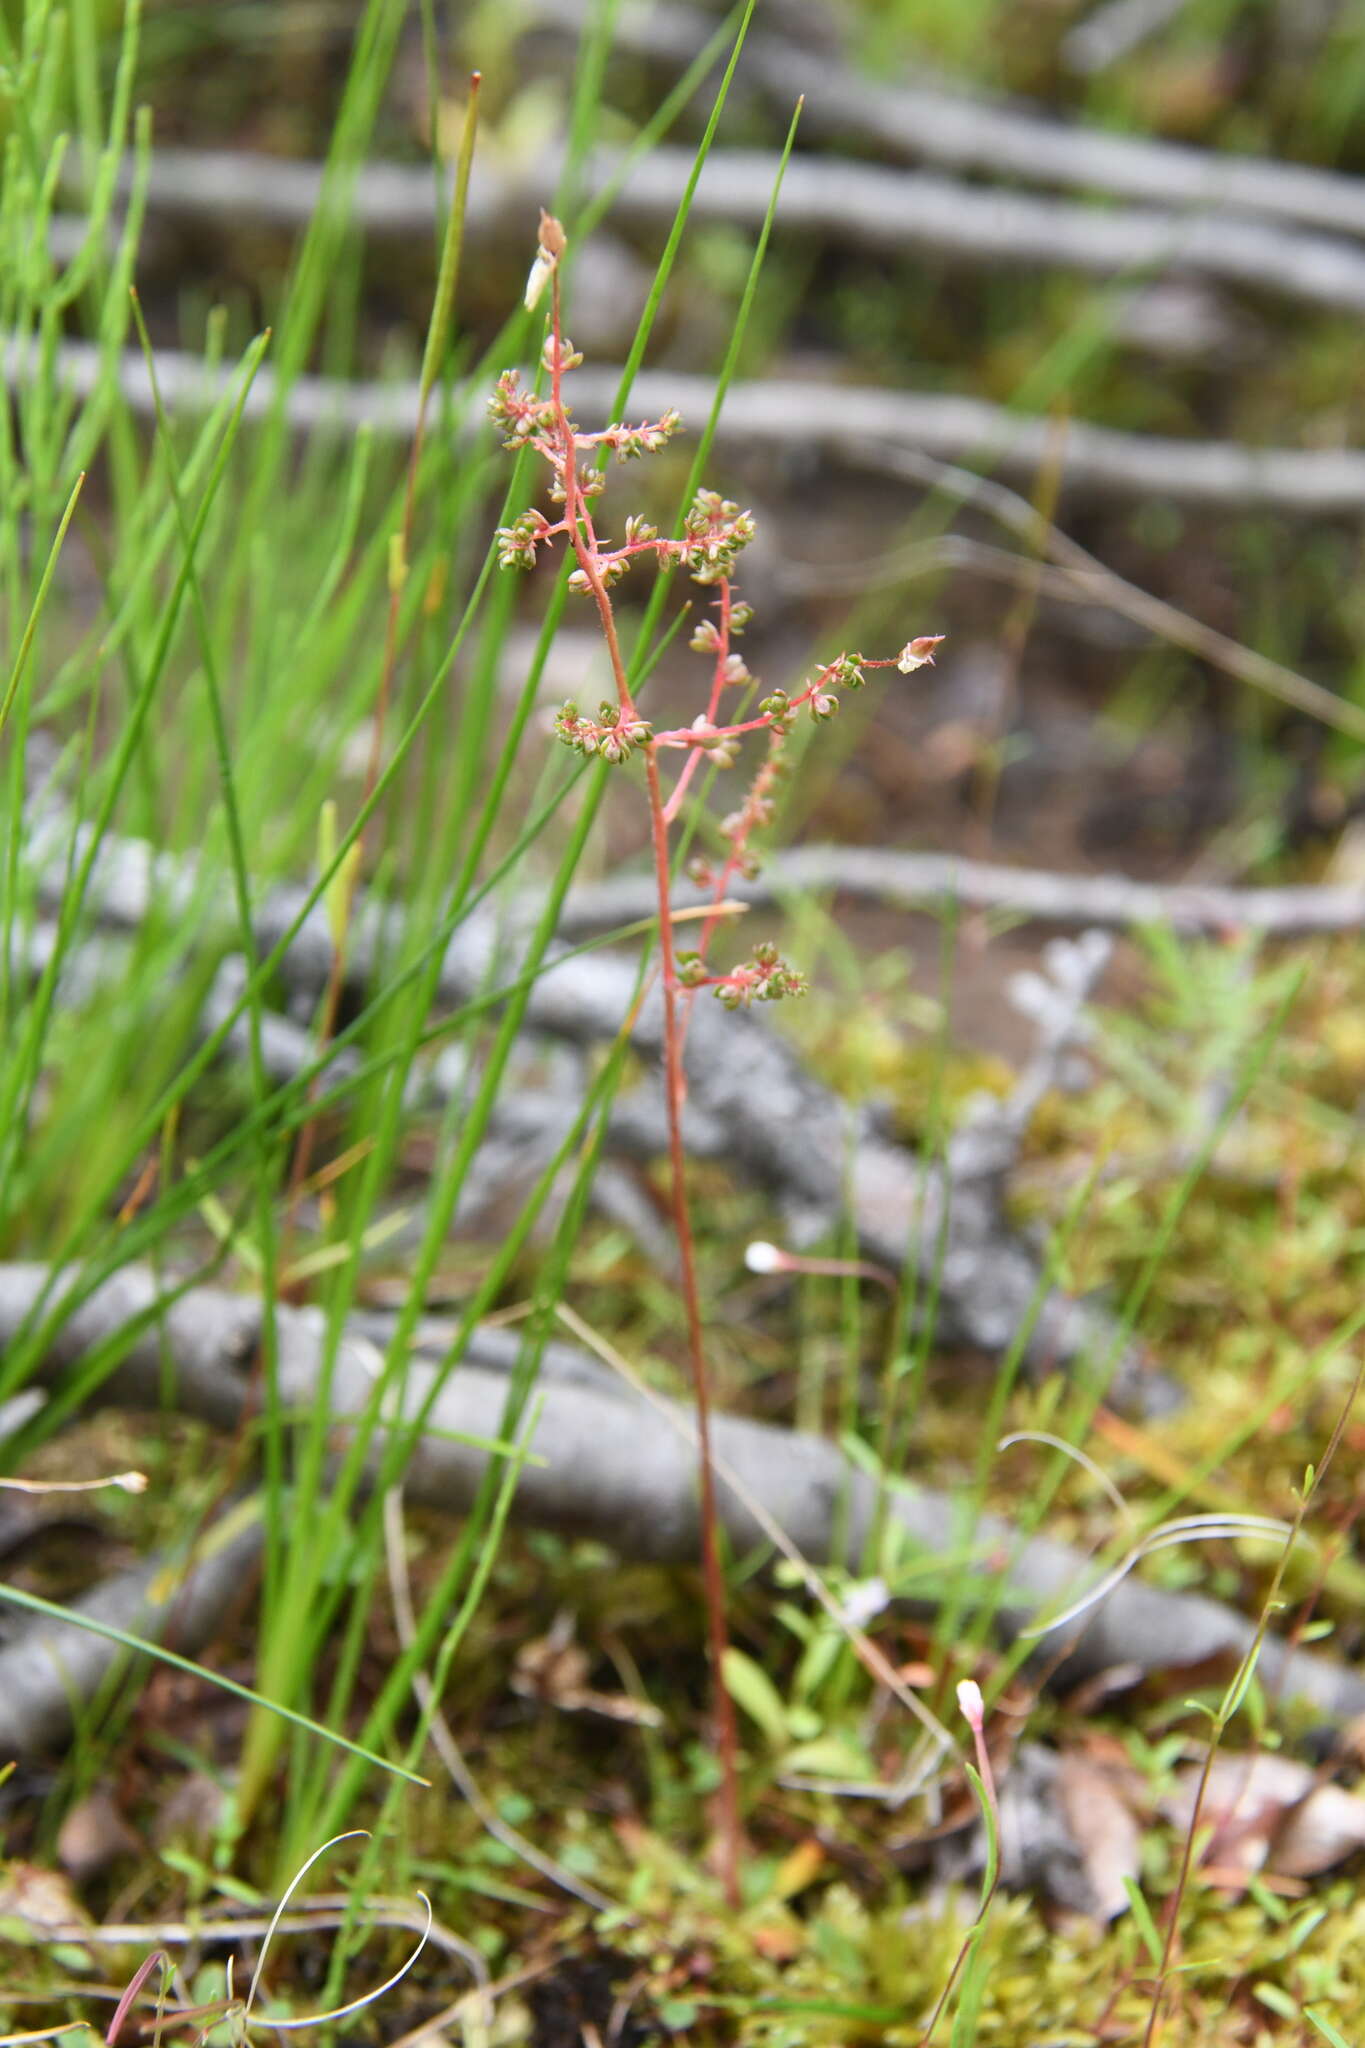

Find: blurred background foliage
<box><xmin>71</xmin><ymin>0</ymin><xmax>1365</xmax><ymax>928</ymax></box>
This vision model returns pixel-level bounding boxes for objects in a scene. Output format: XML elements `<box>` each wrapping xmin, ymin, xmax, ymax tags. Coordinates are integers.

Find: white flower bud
<box><xmin>744</xmin><ymin>1240</ymin><xmax>785</xmax><ymax>1275</ymax></box>
<box><xmin>897</xmin><ymin>634</ymin><xmax>944</xmax><ymax>674</ymax></box>
<box><xmin>956</xmin><ymin>1678</ymin><xmax>984</xmax><ymax>1725</ymax></box>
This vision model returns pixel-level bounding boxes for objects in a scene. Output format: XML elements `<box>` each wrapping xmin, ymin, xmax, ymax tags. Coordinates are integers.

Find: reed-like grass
<box><xmin>5</xmin><ymin>3</ymin><xmax>1365</xmax><ymax>2042</ymax></box>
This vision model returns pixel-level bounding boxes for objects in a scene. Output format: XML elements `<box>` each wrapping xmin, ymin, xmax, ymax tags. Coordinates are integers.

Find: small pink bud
<box><xmin>523</xmin><ymin>212</ymin><xmax>566</xmax><ymax>312</ymax></box>
<box><xmin>897</xmin><ymin>635</ymin><xmax>944</xmax><ymax>674</ymax></box>
<box><xmin>956</xmin><ymin>1678</ymin><xmax>984</xmax><ymax>1730</ymax></box>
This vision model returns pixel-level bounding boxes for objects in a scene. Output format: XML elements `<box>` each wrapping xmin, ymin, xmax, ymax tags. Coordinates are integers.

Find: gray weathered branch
<box><xmin>24</xmin><ymin>792</ymin><xmax>1154</xmax><ymax>1390</ymax></box>
<box><xmin>563</xmin><ymin>0</ymin><xmax>1365</xmax><ymax>242</ymax></box>
<box><xmin>82</xmin><ymin>142</ymin><xmax>1365</xmax><ymax>319</ymax></box>
<box><xmin>0</xmin><ymin>1262</ymin><xmax>1357</xmax><ymax>1759</ymax></box>
<box><xmin>1061</xmin><ymin>0</ymin><xmax>1195</xmax><ymax>72</ymax></box>
<box><xmin>0</xmin><ymin>1512</ymin><xmax>266</xmax><ymax>1759</ymax></box>
<box><xmin>554</xmin><ymin>846</ymin><xmax>1365</xmax><ymax>941</ymax></box>
<box><xmin>12</xmin><ymin>335</ymin><xmax>1365</xmax><ymax>514</ymax></box>
<box><xmin>28</xmin><ymin>765</ymin><xmax>1349</xmax><ymax>1407</ymax></box>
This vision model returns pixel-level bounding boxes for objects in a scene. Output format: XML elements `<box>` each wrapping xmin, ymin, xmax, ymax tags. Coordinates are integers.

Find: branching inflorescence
<box><xmin>492</xmin><ymin>209</ymin><xmax>941</xmax><ymax>1899</ymax></box>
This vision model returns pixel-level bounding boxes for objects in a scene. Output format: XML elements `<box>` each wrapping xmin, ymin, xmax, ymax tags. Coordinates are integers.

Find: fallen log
<box><xmin>0</xmin><ymin>1262</ymin><xmax>1359</xmax><ymax>1760</ymax></box>
<box><xmin>552</xmin><ymin>0</ymin><xmax>1365</xmax><ymax>243</ymax></box>
<box><xmin>554</xmin><ymin>846</ymin><xmax>1365</xmax><ymax>941</ymax></box>
<box><xmin>80</xmin><ymin>145</ymin><xmax>1365</xmax><ymax>319</ymax></box>
<box><xmin>13</xmin><ymin>336</ymin><xmax>1365</xmax><ymax>513</ymax></box>
<box><xmin>24</xmin><ymin>787</ymin><xmax>1158</xmax><ymax>1397</ymax></box>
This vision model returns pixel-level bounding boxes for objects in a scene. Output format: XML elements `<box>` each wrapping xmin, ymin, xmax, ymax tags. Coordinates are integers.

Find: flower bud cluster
<box><xmin>487</xmin><ymin>369</ymin><xmax>558</xmax><ymax>449</ymax></box>
<box><xmin>554</xmin><ymin>699</ymin><xmax>653</xmax><ymax>764</ymax></box>
<box><xmin>495</xmin><ymin>507</ymin><xmax>552</xmax><ymax>570</ymax></box>
<box><xmin>567</xmin><ymin>557</ymin><xmax>629</xmax><ymax>594</ymax></box>
<box><xmin>602</xmin><ymin>410</ymin><xmax>682</xmax><ymax>460</ymax></box>
<box><xmin>684</xmin><ymin>716</ymin><xmax>740</xmax><ymax>768</ymax></box>
<box><xmin>682</xmin><ymin>491</ymin><xmax>756</xmax><ymax>585</ymax></box>
<box><xmin>720</xmin><ymin>792</ymin><xmax>775</xmax><ymax>846</ymax></box>
<box><xmin>718</xmin><ymin>749</ymin><xmax>785</xmax><ymax>880</ymax></box>
<box><xmin>676</xmin><ymin>941</ymin><xmax>808</xmax><ymax>1010</ymax></box>
<box><xmin>757</xmin><ymin>689</ymin><xmax>796</xmax><ymax>735</ymax></box>
<box><xmin>541</xmin><ymin>333</ymin><xmax>584</xmax><ymax>376</ymax></box>
<box><xmin>548</xmin><ymin>466</ymin><xmax>605</xmax><ymax>507</ymax></box>
<box><xmin>824</xmin><ymin>653</ymin><xmax>866</xmax><ymax>690</ymax></box>
<box><xmin>689</xmin><ymin>607</ymin><xmax>752</xmax><ymax>682</ymax></box>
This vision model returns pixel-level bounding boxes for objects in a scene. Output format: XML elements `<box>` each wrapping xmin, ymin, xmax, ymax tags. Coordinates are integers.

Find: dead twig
<box><xmin>542</xmin><ymin>0</ymin><xmax>1365</xmax><ymax>243</ymax></box>
<box><xmin>21</xmin><ymin>784</ymin><xmax>1160</xmax><ymax>1397</ymax></box>
<box><xmin>15</xmin><ymin>334</ymin><xmax>1365</xmax><ymax>514</ymax></box>
<box><xmin>553</xmin><ymin>854</ymin><xmax>1365</xmax><ymax>943</ymax></box>
<box><xmin>802</xmin><ymin>441</ymin><xmax>1365</xmax><ymax>743</ymax></box>
<box><xmin>71</xmin><ymin>141</ymin><xmax>1365</xmax><ymax>316</ymax></box>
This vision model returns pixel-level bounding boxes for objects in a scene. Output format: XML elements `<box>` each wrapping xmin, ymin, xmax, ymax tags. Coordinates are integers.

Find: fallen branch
<box><xmin>811</xmin><ymin>442</ymin><xmax>1365</xmax><ymax>742</ymax></box>
<box><xmin>15</xmin><ymin>335</ymin><xmax>1365</xmax><ymax>514</ymax></box>
<box><xmin>1061</xmin><ymin>0</ymin><xmax>1196</xmax><ymax>73</ymax></box>
<box><xmin>41</xmin><ymin>732</ymin><xmax>1365</xmax><ymax>951</ymax></box>
<box><xmin>23</xmin><ymin>782</ymin><xmax>1159</xmax><ymax>1397</ymax></box>
<box><xmin>78</xmin><ymin>143</ymin><xmax>1365</xmax><ymax>319</ymax></box>
<box><xmin>0</xmin><ymin>1510</ymin><xmax>265</xmax><ymax>1759</ymax></box>
<box><xmin>0</xmin><ymin>1263</ymin><xmax>1359</xmax><ymax>1760</ymax></box>
<box><xmin>544</xmin><ymin>0</ymin><xmax>1365</xmax><ymax>243</ymax></box>
<box><xmin>553</xmin><ymin>845</ymin><xmax>1365</xmax><ymax>940</ymax></box>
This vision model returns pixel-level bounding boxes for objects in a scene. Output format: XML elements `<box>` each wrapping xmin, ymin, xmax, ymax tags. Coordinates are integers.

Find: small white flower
<box><xmin>744</xmin><ymin>1240</ymin><xmax>784</xmax><ymax>1275</ymax></box>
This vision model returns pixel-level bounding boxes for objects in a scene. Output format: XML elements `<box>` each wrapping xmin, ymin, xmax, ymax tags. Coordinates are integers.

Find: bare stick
<box><xmin>553</xmin><ymin>851</ymin><xmax>1365</xmax><ymax>942</ymax></box>
<box><xmin>77</xmin><ymin>143</ymin><xmax>1365</xmax><ymax>316</ymax></box>
<box><xmin>834</xmin><ymin>442</ymin><xmax>1365</xmax><ymax>741</ymax></box>
<box><xmin>1062</xmin><ymin>0</ymin><xmax>1196</xmax><ymax>73</ymax></box>
<box><xmin>33</xmin><ymin>773</ymin><xmax>1365</xmax><ymax>953</ymax></box>
<box><xmin>534</xmin><ymin>0</ymin><xmax>1365</xmax><ymax>243</ymax></box>
<box><xmin>1</xmin><ymin>1262</ymin><xmax>1362</xmax><ymax>1757</ymax></box>
<box><xmin>11</xmin><ymin>792</ymin><xmax>1175</xmax><ymax>1403</ymax></box>
<box><xmin>16</xmin><ymin>335</ymin><xmax>1365</xmax><ymax>514</ymax></box>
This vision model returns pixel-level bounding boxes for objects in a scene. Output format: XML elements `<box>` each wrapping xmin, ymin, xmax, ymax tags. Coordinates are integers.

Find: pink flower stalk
<box><xmin>492</xmin><ymin>211</ymin><xmax>942</xmax><ymax>1907</ymax></box>
<box><xmin>956</xmin><ymin>1677</ymin><xmax>999</xmax><ymax>1818</ymax></box>
<box><xmin>744</xmin><ymin>1240</ymin><xmax>899</xmax><ymax>1291</ymax></box>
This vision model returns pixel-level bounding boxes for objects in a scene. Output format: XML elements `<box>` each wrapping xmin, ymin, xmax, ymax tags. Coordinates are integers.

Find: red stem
<box><xmin>549</xmin><ymin>284</ymin><xmax>744</xmax><ymax>1906</ymax></box>
<box><xmin>643</xmin><ymin>742</ymin><xmax>745</xmax><ymax>1907</ymax></box>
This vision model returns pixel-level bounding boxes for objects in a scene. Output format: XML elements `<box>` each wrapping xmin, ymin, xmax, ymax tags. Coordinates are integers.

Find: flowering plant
<box><xmin>492</xmin><ymin>210</ymin><xmax>941</xmax><ymax>1895</ymax></box>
